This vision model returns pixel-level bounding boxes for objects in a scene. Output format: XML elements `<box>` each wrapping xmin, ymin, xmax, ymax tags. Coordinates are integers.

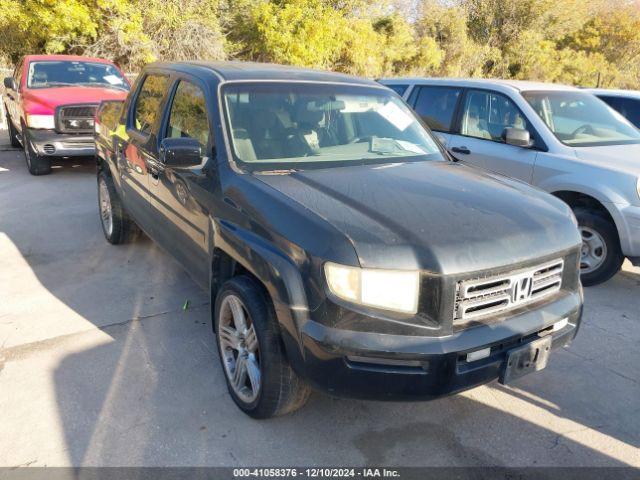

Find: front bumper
<box><xmin>27</xmin><ymin>128</ymin><xmax>94</xmax><ymax>157</ymax></box>
<box><xmin>293</xmin><ymin>292</ymin><xmax>582</xmax><ymax>400</ymax></box>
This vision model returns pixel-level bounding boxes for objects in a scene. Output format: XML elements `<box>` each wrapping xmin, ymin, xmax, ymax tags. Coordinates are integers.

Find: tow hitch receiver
<box><xmin>499</xmin><ymin>335</ymin><xmax>552</xmax><ymax>384</ymax></box>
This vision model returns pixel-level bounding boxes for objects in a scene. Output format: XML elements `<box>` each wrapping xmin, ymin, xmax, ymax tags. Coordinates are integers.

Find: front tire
<box><xmin>214</xmin><ymin>276</ymin><xmax>310</xmax><ymax>418</ymax></box>
<box><xmin>22</xmin><ymin>126</ymin><xmax>51</xmax><ymax>175</ymax></box>
<box><xmin>97</xmin><ymin>170</ymin><xmax>139</xmax><ymax>244</ymax></box>
<box><xmin>5</xmin><ymin>108</ymin><xmax>20</xmax><ymax>148</ymax></box>
<box><xmin>575</xmin><ymin>207</ymin><xmax>624</xmax><ymax>286</ymax></box>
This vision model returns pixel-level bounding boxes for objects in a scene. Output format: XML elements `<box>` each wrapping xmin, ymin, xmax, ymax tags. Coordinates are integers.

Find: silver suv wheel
<box><xmin>580</xmin><ymin>226</ymin><xmax>607</xmax><ymax>274</ymax></box>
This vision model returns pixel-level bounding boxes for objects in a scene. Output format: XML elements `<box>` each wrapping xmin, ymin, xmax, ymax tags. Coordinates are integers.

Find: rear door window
<box><xmin>412</xmin><ymin>86</ymin><xmax>462</xmax><ymax>132</ymax></box>
<box><xmin>132</xmin><ymin>74</ymin><xmax>169</xmax><ymax>134</ymax></box>
<box><xmin>599</xmin><ymin>96</ymin><xmax>640</xmax><ymax>128</ymax></box>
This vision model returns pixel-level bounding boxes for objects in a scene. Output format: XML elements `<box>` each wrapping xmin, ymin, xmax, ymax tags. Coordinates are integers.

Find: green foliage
<box><xmin>0</xmin><ymin>0</ymin><xmax>97</xmax><ymax>63</ymax></box>
<box><xmin>245</xmin><ymin>0</ymin><xmax>349</xmax><ymax>68</ymax></box>
<box><xmin>1</xmin><ymin>0</ymin><xmax>640</xmax><ymax>89</ymax></box>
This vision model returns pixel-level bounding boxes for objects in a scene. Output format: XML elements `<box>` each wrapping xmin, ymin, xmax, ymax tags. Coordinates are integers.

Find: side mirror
<box><xmin>503</xmin><ymin>127</ymin><xmax>532</xmax><ymax>147</ymax></box>
<box><xmin>159</xmin><ymin>137</ymin><xmax>202</xmax><ymax>168</ymax></box>
<box><xmin>3</xmin><ymin>77</ymin><xmax>16</xmax><ymax>91</ymax></box>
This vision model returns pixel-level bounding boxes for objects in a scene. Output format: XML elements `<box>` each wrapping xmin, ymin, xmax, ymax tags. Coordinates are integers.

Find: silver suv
<box><xmin>379</xmin><ymin>78</ymin><xmax>640</xmax><ymax>285</ymax></box>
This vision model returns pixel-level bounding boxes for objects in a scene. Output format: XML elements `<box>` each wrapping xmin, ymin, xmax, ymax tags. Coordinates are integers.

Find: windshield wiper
<box><xmin>38</xmin><ymin>82</ymin><xmax>75</xmax><ymax>87</ymax></box>
<box><xmin>256</xmin><ymin>168</ymin><xmax>299</xmax><ymax>175</ymax></box>
<box><xmin>77</xmin><ymin>82</ymin><xmax>128</xmax><ymax>90</ymax></box>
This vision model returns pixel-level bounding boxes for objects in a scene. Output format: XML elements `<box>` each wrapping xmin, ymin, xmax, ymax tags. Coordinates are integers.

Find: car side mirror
<box><xmin>503</xmin><ymin>127</ymin><xmax>532</xmax><ymax>148</ymax></box>
<box><xmin>159</xmin><ymin>137</ymin><xmax>202</xmax><ymax>168</ymax></box>
<box><xmin>3</xmin><ymin>77</ymin><xmax>16</xmax><ymax>91</ymax></box>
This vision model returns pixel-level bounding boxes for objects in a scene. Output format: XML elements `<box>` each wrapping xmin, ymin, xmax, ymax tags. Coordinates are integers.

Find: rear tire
<box><xmin>214</xmin><ymin>276</ymin><xmax>311</xmax><ymax>419</ymax></box>
<box><xmin>22</xmin><ymin>126</ymin><xmax>51</xmax><ymax>175</ymax></box>
<box><xmin>5</xmin><ymin>108</ymin><xmax>20</xmax><ymax>148</ymax></box>
<box><xmin>97</xmin><ymin>170</ymin><xmax>140</xmax><ymax>244</ymax></box>
<box><xmin>574</xmin><ymin>207</ymin><xmax>624</xmax><ymax>286</ymax></box>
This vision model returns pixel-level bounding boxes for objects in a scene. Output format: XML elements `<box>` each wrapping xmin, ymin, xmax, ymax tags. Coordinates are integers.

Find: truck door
<box><xmin>448</xmin><ymin>89</ymin><xmax>538</xmax><ymax>182</ymax></box>
<box><xmin>119</xmin><ymin>73</ymin><xmax>170</xmax><ymax>234</ymax></box>
<box><xmin>148</xmin><ymin>78</ymin><xmax>212</xmax><ymax>288</ymax></box>
<box><xmin>4</xmin><ymin>60</ymin><xmax>24</xmax><ymax>131</ymax></box>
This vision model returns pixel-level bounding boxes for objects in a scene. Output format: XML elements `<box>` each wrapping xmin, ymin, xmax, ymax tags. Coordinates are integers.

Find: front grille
<box><xmin>56</xmin><ymin>104</ymin><xmax>97</xmax><ymax>133</ymax></box>
<box><xmin>454</xmin><ymin>259</ymin><xmax>564</xmax><ymax>323</ymax></box>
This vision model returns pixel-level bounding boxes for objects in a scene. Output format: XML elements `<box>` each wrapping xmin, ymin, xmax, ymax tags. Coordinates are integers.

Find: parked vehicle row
<box><xmin>93</xmin><ymin>62</ymin><xmax>583</xmax><ymax>418</ymax></box>
<box><xmin>3</xmin><ymin>54</ymin><xmax>129</xmax><ymax>175</ymax></box>
<box><xmin>4</xmin><ymin>54</ymin><xmax>638</xmax><ymax>418</ymax></box>
<box><xmin>379</xmin><ymin>78</ymin><xmax>640</xmax><ymax>286</ymax></box>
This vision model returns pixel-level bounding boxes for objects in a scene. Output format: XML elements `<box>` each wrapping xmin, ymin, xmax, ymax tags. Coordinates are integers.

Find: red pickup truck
<box><xmin>3</xmin><ymin>54</ymin><xmax>130</xmax><ymax>175</ymax></box>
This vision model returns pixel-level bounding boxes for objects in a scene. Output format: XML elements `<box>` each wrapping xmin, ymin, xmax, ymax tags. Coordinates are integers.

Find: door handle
<box><xmin>451</xmin><ymin>146</ymin><xmax>471</xmax><ymax>155</ymax></box>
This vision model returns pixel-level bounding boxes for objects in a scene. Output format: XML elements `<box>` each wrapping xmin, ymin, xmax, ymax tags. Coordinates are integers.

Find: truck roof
<box><xmin>147</xmin><ymin>61</ymin><xmax>378</xmax><ymax>86</ymax></box>
<box><xmin>24</xmin><ymin>54</ymin><xmax>117</xmax><ymax>64</ymax></box>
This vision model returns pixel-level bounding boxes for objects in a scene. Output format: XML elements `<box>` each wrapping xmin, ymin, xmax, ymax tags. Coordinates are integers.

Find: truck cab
<box><xmin>95</xmin><ymin>62</ymin><xmax>583</xmax><ymax>418</ymax></box>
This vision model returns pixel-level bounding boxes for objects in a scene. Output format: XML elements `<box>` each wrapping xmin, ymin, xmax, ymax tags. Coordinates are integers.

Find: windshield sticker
<box><xmin>377</xmin><ymin>101</ymin><xmax>414</xmax><ymax>131</ymax></box>
<box><xmin>335</xmin><ymin>96</ymin><xmax>377</xmax><ymax>112</ymax></box>
<box><xmin>103</xmin><ymin>74</ymin><xmax>124</xmax><ymax>85</ymax></box>
<box><xmin>395</xmin><ymin>140</ymin><xmax>427</xmax><ymax>154</ymax></box>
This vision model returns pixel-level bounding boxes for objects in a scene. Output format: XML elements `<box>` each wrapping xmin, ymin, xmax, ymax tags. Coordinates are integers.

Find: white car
<box><xmin>379</xmin><ymin>78</ymin><xmax>640</xmax><ymax>285</ymax></box>
<box><xmin>584</xmin><ymin>88</ymin><xmax>640</xmax><ymax>129</ymax></box>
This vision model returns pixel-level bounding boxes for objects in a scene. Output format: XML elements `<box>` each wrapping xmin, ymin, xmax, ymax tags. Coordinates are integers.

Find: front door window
<box><xmin>461</xmin><ymin>90</ymin><xmax>529</xmax><ymax>142</ymax></box>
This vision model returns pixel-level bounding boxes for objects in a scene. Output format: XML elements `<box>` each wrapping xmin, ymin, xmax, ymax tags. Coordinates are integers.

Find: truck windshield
<box><xmin>222</xmin><ymin>82</ymin><xmax>445</xmax><ymax>170</ymax></box>
<box><xmin>522</xmin><ymin>90</ymin><xmax>640</xmax><ymax>147</ymax></box>
<box><xmin>27</xmin><ymin>61</ymin><xmax>129</xmax><ymax>90</ymax></box>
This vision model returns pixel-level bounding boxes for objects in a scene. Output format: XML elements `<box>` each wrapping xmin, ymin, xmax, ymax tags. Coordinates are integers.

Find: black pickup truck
<box><xmin>95</xmin><ymin>61</ymin><xmax>583</xmax><ymax>418</ymax></box>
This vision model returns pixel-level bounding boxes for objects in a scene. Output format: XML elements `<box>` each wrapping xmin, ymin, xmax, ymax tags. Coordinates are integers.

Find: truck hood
<box><xmin>23</xmin><ymin>86</ymin><xmax>128</xmax><ymax>115</ymax></box>
<box><xmin>573</xmin><ymin>144</ymin><xmax>640</xmax><ymax>176</ymax></box>
<box><xmin>256</xmin><ymin>161</ymin><xmax>580</xmax><ymax>275</ymax></box>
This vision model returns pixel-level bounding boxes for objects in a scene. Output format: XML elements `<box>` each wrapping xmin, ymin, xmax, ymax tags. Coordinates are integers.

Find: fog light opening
<box><xmin>551</xmin><ymin>318</ymin><xmax>569</xmax><ymax>332</ymax></box>
<box><xmin>466</xmin><ymin>347</ymin><xmax>491</xmax><ymax>362</ymax></box>
<box><xmin>346</xmin><ymin>355</ymin><xmax>424</xmax><ymax>368</ymax></box>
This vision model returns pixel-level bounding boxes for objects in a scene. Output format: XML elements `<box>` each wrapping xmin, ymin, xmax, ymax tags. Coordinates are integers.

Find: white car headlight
<box><xmin>26</xmin><ymin>114</ymin><xmax>55</xmax><ymax>129</ymax></box>
<box><xmin>324</xmin><ymin>262</ymin><xmax>419</xmax><ymax>314</ymax></box>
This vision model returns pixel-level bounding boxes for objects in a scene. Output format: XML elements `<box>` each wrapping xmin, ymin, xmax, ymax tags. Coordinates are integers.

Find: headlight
<box><xmin>324</xmin><ymin>262</ymin><xmax>419</xmax><ymax>314</ymax></box>
<box><xmin>26</xmin><ymin>114</ymin><xmax>55</xmax><ymax>129</ymax></box>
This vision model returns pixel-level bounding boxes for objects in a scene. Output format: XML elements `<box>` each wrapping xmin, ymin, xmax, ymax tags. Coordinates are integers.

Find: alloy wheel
<box><xmin>98</xmin><ymin>178</ymin><xmax>114</xmax><ymax>237</ymax></box>
<box><xmin>218</xmin><ymin>294</ymin><xmax>261</xmax><ymax>403</ymax></box>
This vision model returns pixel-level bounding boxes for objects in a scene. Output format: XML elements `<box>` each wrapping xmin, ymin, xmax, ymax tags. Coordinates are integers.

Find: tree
<box><xmin>1</xmin><ymin>0</ymin><xmax>640</xmax><ymax>90</ymax></box>
<box><xmin>417</xmin><ymin>0</ymin><xmax>501</xmax><ymax>77</ymax></box>
<box><xmin>239</xmin><ymin>0</ymin><xmax>349</xmax><ymax>68</ymax></box>
<box><xmin>0</xmin><ymin>0</ymin><xmax>97</xmax><ymax>63</ymax></box>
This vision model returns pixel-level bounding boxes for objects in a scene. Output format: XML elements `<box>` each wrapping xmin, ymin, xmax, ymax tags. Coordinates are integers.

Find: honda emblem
<box><xmin>512</xmin><ymin>275</ymin><xmax>533</xmax><ymax>303</ymax></box>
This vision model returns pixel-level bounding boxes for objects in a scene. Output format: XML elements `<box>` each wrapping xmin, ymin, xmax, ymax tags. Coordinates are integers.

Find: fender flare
<box><xmin>210</xmin><ymin>217</ymin><xmax>310</xmax><ymax>359</ymax></box>
<box><xmin>540</xmin><ymin>179</ymin><xmax>627</xmax><ymax>248</ymax></box>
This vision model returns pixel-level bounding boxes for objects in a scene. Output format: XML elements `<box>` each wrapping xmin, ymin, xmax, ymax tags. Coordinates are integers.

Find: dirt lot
<box><xmin>0</xmin><ymin>143</ymin><xmax>639</xmax><ymax>467</ymax></box>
